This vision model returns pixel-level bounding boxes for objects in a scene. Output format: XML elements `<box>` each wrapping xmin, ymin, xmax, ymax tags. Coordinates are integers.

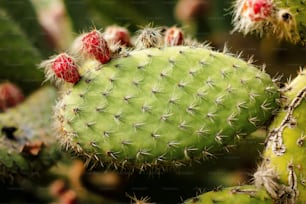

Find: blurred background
<box><xmin>0</xmin><ymin>0</ymin><xmax>305</xmax><ymax>203</ymax></box>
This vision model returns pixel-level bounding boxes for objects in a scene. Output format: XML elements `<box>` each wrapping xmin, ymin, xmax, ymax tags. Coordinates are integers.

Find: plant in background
<box><xmin>0</xmin><ymin>0</ymin><xmax>305</xmax><ymax>203</ymax></box>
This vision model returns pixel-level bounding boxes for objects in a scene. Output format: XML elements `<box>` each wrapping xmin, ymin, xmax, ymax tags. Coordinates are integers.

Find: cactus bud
<box><xmin>40</xmin><ymin>53</ymin><xmax>80</xmax><ymax>84</ymax></box>
<box><xmin>78</xmin><ymin>29</ymin><xmax>111</xmax><ymax>64</ymax></box>
<box><xmin>103</xmin><ymin>25</ymin><xmax>132</xmax><ymax>46</ymax></box>
<box><xmin>164</xmin><ymin>27</ymin><xmax>184</xmax><ymax>46</ymax></box>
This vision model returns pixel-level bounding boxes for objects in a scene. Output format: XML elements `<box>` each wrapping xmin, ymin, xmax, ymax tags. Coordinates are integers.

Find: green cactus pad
<box><xmin>56</xmin><ymin>46</ymin><xmax>280</xmax><ymax>170</ymax></box>
<box><xmin>183</xmin><ymin>185</ymin><xmax>273</xmax><ymax>204</ymax></box>
<box><xmin>254</xmin><ymin>69</ymin><xmax>306</xmax><ymax>204</ymax></box>
<box><xmin>0</xmin><ymin>86</ymin><xmax>60</xmax><ymax>182</ymax></box>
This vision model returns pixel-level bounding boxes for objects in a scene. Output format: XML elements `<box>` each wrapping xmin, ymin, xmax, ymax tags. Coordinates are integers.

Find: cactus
<box><xmin>254</xmin><ymin>69</ymin><xmax>306</xmax><ymax>204</ymax></box>
<box><xmin>0</xmin><ymin>86</ymin><xmax>60</xmax><ymax>182</ymax></box>
<box><xmin>183</xmin><ymin>185</ymin><xmax>273</xmax><ymax>204</ymax></box>
<box><xmin>48</xmin><ymin>34</ymin><xmax>280</xmax><ymax>171</ymax></box>
<box><xmin>232</xmin><ymin>0</ymin><xmax>306</xmax><ymax>45</ymax></box>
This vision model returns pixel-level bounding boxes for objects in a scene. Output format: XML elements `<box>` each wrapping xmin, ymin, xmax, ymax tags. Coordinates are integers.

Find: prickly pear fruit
<box><xmin>164</xmin><ymin>27</ymin><xmax>184</xmax><ymax>46</ymax></box>
<box><xmin>0</xmin><ymin>86</ymin><xmax>60</xmax><ymax>182</ymax></box>
<box><xmin>54</xmin><ymin>45</ymin><xmax>279</xmax><ymax>171</ymax></box>
<box><xmin>72</xmin><ymin>29</ymin><xmax>111</xmax><ymax>64</ymax></box>
<box><xmin>183</xmin><ymin>185</ymin><xmax>273</xmax><ymax>204</ymax></box>
<box><xmin>40</xmin><ymin>53</ymin><xmax>81</xmax><ymax>84</ymax></box>
<box><xmin>232</xmin><ymin>0</ymin><xmax>274</xmax><ymax>35</ymax></box>
<box><xmin>0</xmin><ymin>82</ymin><xmax>24</xmax><ymax>112</ymax></box>
<box><xmin>103</xmin><ymin>25</ymin><xmax>132</xmax><ymax>47</ymax></box>
<box><xmin>254</xmin><ymin>69</ymin><xmax>306</xmax><ymax>204</ymax></box>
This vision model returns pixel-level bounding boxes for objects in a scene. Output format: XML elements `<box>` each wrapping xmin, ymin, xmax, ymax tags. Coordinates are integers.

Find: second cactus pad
<box><xmin>56</xmin><ymin>46</ymin><xmax>280</xmax><ymax>170</ymax></box>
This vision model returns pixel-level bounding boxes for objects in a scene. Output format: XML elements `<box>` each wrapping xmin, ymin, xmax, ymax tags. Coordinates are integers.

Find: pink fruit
<box><xmin>241</xmin><ymin>0</ymin><xmax>273</xmax><ymax>22</ymax></box>
<box><xmin>103</xmin><ymin>25</ymin><xmax>132</xmax><ymax>46</ymax></box>
<box><xmin>51</xmin><ymin>53</ymin><xmax>80</xmax><ymax>84</ymax></box>
<box><xmin>81</xmin><ymin>30</ymin><xmax>111</xmax><ymax>64</ymax></box>
<box><xmin>0</xmin><ymin>82</ymin><xmax>24</xmax><ymax>111</ymax></box>
<box><xmin>165</xmin><ymin>27</ymin><xmax>184</xmax><ymax>46</ymax></box>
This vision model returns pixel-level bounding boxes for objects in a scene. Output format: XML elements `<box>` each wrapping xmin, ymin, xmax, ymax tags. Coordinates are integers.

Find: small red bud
<box><xmin>241</xmin><ymin>0</ymin><xmax>273</xmax><ymax>22</ymax></box>
<box><xmin>103</xmin><ymin>25</ymin><xmax>132</xmax><ymax>46</ymax></box>
<box><xmin>40</xmin><ymin>53</ymin><xmax>80</xmax><ymax>84</ymax></box>
<box><xmin>165</xmin><ymin>27</ymin><xmax>184</xmax><ymax>46</ymax></box>
<box><xmin>81</xmin><ymin>29</ymin><xmax>111</xmax><ymax>64</ymax></box>
<box><xmin>51</xmin><ymin>53</ymin><xmax>80</xmax><ymax>84</ymax></box>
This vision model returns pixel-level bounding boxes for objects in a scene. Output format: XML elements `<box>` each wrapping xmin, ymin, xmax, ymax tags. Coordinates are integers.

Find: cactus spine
<box><xmin>50</xmin><ymin>30</ymin><xmax>280</xmax><ymax>171</ymax></box>
<box><xmin>254</xmin><ymin>69</ymin><xmax>306</xmax><ymax>204</ymax></box>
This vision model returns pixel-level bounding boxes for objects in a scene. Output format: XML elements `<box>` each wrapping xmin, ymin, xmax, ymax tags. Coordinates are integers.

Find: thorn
<box><xmin>249</xmin><ymin>92</ymin><xmax>259</xmax><ymax>101</ymax></box>
<box><xmin>249</xmin><ymin>116</ymin><xmax>260</xmax><ymax>127</ymax></box>
<box><xmin>227</xmin><ymin>112</ymin><xmax>238</xmax><ymax>126</ymax></box>
<box><xmin>178</xmin><ymin>81</ymin><xmax>187</xmax><ymax>88</ymax></box>
<box><xmin>141</xmin><ymin>103</ymin><xmax>152</xmax><ymax>113</ymax></box>
<box><xmin>206</xmin><ymin>112</ymin><xmax>216</xmax><ymax>122</ymax></box>
<box><xmin>136</xmin><ymin>149</ymin><xmax>152</xmax><ymax>158</ymax></box>
<box><xmin>215</xmin><ymin>130</ymin><xmax>226</xmax><ymax>144</ymax></box>
<box><xmin>178</xmin><ymin>121</ymin><xmax>189</xmax><ymax>130</ymax></box>
<box><xmin>103</xmin><ymin>131</ymin><xmax>112</xmax><ymax>137</ymax></box>
<box><xmin>121</xmin><ymin>140</ymin><xmax>132</xmax><ymax>146</ymax></box>
<box><xmin>220</xmin><ymin>69</ymin><xmax>228</xmax><ymax>79</ymax></box>
<box><xmin>124</xmin><ymin>95</ymin><xmax>134</xmax><ymax>103</ymax></box>
<box><xmin>236</xmin><ymin>101</ymin><xmax>248</xmax><ymax>112</ymax></box>
<box><xmin>186</xmin><ymin>103</ymin><xmax>198</xmax><ymax>114</ymax></box>
<box><xmin>86</xmin><ymin>121</ymin><xmax>96</xmax><ymax>127</ymax></box>
<box><xmin>202</xmin><ymin>147</ymin><xmax>215</xmax><ymax>159</ymax></box>
<box><xmin>133</xmin><ymin>122</ymin><xmax>145</xmax><ymax>130</ymax></box>
<box><xmin>197</xmin><ymin>90</ymin><xmax>207</xmax><ymax>99</ymax></box>
<box><xmin>169</xmin><ymin>96</ymin><xmax>179</xmax><ymax>105</ymax></box>
<box><xmin>215</xmin><ymin>95</ymin><xmax>224</xmax><ymax>106</ymax></box>
<box><xmin>206</xmin><ymin>78</ymin><xmax>215</xmax><ymax>88</ymax></box>
<box><xmin>151</xmin><ymin>131</ymin><xmax>161</xmax><ymax>139</ymax></box>
<box><xmin>90</xmin><ymin>141</ymin><xmax>99</xmax><ymax>148</ymax></box>
<box><xmin>260</xmin><ymin>100</ymin><xmax>272</xmax><ymax>111</ymax></box>
<box><xmin>107</xmin><ymin>151</ymin><xmax>119</xmax><ymax>160</ymax></box>
<box><xmin>160</xmin><ymin>112</ymin><xmax>173</xmax><ymax>121</ymax></box>
<box><xmin>196</xmin><ymin>127</ymin><xmax>209</xmax><ymax>136</ymax></box>
<box><xmin>168</xmin><ymin>141</ymin><xmax>180</xmax><ymax>148</ymax></box>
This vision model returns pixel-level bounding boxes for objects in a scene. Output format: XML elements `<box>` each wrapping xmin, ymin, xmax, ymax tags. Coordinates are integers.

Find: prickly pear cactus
<box><xmin>54</xmin><ymin>43</ymin><xmax>280</xmax><ymax>170</ymax></box>
<box><xmin>232</xmin><ymin>0</ymin><xmax>306</xmax><ymax>45</ymax></box>
<box><xmin>0</xmin><ymin>86</ymin><xmax>60</xmax><ymax>182</ymax></box>
<box><xmin>254</xmin><ymin>69</ymin><xmax>306</xmax><ymax>204</ymax></box>
<box><xmin>183</xmin><ymin>185</ymin><xmax>273</xmax><ymax>204</ymax></box>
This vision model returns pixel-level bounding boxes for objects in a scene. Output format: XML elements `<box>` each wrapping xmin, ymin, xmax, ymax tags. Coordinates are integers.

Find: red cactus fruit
<box><xmin>0</xmin><ymin>82</ymin><xmax>24</xmax><ymax>111</ymax></box>
<box><xmin>241</xmin><ymin>0</ymin><xmax>273</xmax><ymax>22</ymax></box>
<box><xmin>103</xmin><ymin>25</ymin><xmax>132</xmax><ymax>46</ymax></box>
<box><xmin>81</xmin><ymin>29</ymin><xmax>111</xmax><ymax>64</ymax></box>
<box><xmin>50</xmin><ymin>53</ymin><xmax>80</xmax><ymax>84</ymax></box>
<box><xmin>165</xmin><ymin>27</ymin><xmax>184</xmax><ymax>46</ymax></box>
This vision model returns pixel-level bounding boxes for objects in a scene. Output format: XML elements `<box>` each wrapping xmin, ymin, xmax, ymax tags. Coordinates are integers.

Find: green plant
<box><xmin>0</xmin><ymin>0</ymin><xmax>305</xmax><ymax>203</ymax></box>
